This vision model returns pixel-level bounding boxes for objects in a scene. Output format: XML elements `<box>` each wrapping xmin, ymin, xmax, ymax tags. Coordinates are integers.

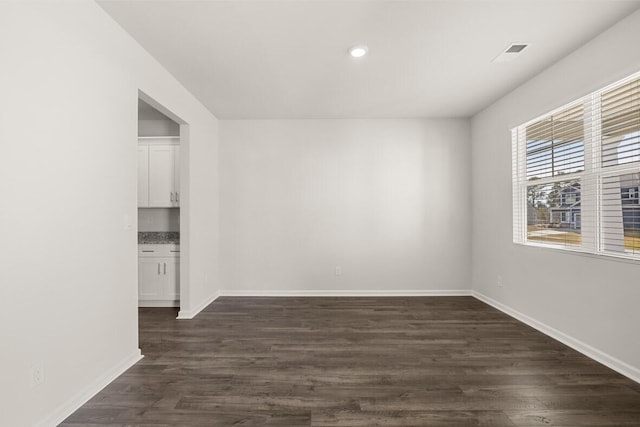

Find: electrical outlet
<box><xmin>497</xmin><ymin>275</ymin><xmax>503</xmax><ymax>288</ymax></box>
<box><xmin>335</xmin><ymin>266</ymin><xmax>342</xmax><ymax>276</ymax></box>
<box><xmin>30</xmin><ymin>362</ymin><xmax>44</xmax><ymax>387</ymax></box>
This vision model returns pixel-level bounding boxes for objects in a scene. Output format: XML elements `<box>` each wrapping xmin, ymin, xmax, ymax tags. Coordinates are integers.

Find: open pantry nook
<box><xmin>137</xmin><ymin>98</ymin><xmax>181</xmax><ymax>307</ymax></box>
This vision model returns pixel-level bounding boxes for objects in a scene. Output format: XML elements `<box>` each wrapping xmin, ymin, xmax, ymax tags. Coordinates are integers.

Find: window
<box><xmin>564</xmin><ymin>193</ymin><xmax>577</xmax><ymax>204</ymax></box>
<box><xmin>513</xmin><ymin>72</ymin><xmax>640</xmax><ymax>259</ymax></box>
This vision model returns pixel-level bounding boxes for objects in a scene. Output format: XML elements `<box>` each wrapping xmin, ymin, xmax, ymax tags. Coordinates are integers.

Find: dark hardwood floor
<box><xmin>61</xmin><ymin>297</ymin><xmax>640</xmax><ymax>426</ymax></box>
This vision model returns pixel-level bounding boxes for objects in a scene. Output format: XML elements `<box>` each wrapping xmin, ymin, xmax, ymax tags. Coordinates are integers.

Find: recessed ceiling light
<box><xmin>349</xmin><ymin>45</ymin><xmax>368</xmax><ymax>58</ymax></box>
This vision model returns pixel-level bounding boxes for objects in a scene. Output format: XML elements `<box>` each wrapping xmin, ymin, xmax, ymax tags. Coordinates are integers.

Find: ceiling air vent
<box><xmin>493</xmin><ymin>43</ymin><xmax>529</xmax><ymax>63</ymax></box>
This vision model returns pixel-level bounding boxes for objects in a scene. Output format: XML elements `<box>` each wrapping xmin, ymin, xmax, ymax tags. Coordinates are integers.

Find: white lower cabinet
<box><xmin>138</xmin><ymin>244</ymin><xmax>180</xmax><ymax>307</ymax></box>
<box><xmin>164</xmin><ymin>258</ymin><xmax>180</xmax><ymax>300</ymax></box>
<box><xmin>138</xmin><ymin>258</ymin><xmax>165</xmax><ymax>300</ymax></box>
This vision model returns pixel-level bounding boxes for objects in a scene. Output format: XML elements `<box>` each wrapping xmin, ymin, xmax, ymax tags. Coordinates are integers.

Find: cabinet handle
<box><xmin>176</xmin><ymin>192</ymin><xmax>179</xmax><ymax>202</ymax></box>
<box><xmin>170</xmin><ymin>192</ymin><xmax>174</xmax><ymax>202</ymax></box>
<box><xmin>164</xmin><ymin>262</ymin><xmax>166</xmax><ymax>275</ymax></box>
<box><xmin>157</xmin><ymin>263</ymin><xmax>160</xmax><ymax>275</ymax></box>
<box><xmin>142</xmin><ymin>250</ymin><xmax>154</xmax><ymax>253</ymax></box>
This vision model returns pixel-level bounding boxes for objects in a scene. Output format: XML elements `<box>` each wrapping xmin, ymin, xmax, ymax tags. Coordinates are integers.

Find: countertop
<box><xmin>138</xmin><ymin>232</ymin><xmax>180</xmax><ymax>244</ymax></box>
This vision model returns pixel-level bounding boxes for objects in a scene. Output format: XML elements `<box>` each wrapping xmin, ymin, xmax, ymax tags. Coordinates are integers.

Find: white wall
<box><xmin>138</xmin><ymin>119</ymin><xmax>179</xmax><ymax>137</ymax></box>
<box><xmin>220</xmin><ymin>119</ymin><xmax>471</xmax><ymax>295</ymax></box>
<box><xmin>0</xmin><ymin>1</ymin><xmax>219</xmax><ymax>425</ymax></box>
<box><xmin>138</xmin><ymin>209</ymin><xmax>180</xmax><ymax>232</ymax></box>
<box><xmin>471</xmin><ymin>10</ymin><xmax>640</xmax><ymax>379</ymax></box>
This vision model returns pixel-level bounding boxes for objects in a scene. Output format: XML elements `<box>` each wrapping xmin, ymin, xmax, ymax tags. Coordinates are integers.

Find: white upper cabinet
<box><xmin>138</xmin><ymin>139</ymin><xmax>180</xmax><ymax>207</ymax></box>
<box><xmin>148</xmin><ymin>145</ymin><xmax>177</xmax><ymax>207</ymax></box>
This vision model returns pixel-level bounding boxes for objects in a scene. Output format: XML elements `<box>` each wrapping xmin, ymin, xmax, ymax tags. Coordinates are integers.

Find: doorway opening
<box><xmin>136</xmin><ymin>92</ymin><xmax>189</xmax><ymax>345</ymax></box>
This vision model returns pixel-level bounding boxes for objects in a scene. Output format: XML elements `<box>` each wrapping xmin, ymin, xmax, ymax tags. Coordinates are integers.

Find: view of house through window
<box><xmin>523</xmin><ymin>103</ymin><xmax>585</xmax><ymax>248</ymax></box>
<box><xmin>527</xmin><ymin>179</ymin><xmax>582</xmax><ymax>246</ymax></box>
<box><xmin>602</xmin><ymin>173</ymin><xmax>640</xmax><ymax>255</ymax></box>
<box><xmin>513</xmin><ymin>72</ymin><xmax>640</xmax><ymax>259</ymax></box>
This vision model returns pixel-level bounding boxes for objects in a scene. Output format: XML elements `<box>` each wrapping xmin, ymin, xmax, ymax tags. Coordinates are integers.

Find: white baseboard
<box><xmin>37</xmin><ymin>349</ymin><xmax>143</xmax><ymax>427</ymax></box>
<box><xmin>220</xmin><ymin>289</ymin><xmax>472</xmax><ymax>297</ymax></box>
<box><xmin>472</xmin><ymin>291</ymin><xmax>640</xmax><ymax>384</ymax></box>
<box><xmin>177</xmin><ymin>292</ymin><xmax>219</xmax><ymax>319</ymax></box>
<box><xmin>138</xmin><ymin>300</ymin><xmax>179</xmax><ymax>308</ymax></box>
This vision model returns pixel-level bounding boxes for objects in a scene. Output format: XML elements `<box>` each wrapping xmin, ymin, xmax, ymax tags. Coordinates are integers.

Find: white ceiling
<box><xmin>99</xmin><ymin>0</ymin><xmax>640</xmax><ymax>119</ymax></box>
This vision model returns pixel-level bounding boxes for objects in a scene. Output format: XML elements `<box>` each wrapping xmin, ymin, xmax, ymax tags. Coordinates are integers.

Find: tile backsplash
<box><xmin>138</xmin><ymin>231</ymin><xmax>179</xmax><ymax>244</ymax></box>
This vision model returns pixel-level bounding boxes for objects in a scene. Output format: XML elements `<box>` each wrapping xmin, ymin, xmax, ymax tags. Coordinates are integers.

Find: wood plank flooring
<box><xmin>61</xmin><ymin>297</ymin><xmax>640</xmax><ymax>426</ymax></box>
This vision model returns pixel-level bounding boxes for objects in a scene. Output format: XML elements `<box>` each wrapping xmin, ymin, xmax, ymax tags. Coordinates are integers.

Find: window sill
<box><xmin>516</xmin><ymin>241</ymin><xmax>640</xmax><ymax>265</ymax></box>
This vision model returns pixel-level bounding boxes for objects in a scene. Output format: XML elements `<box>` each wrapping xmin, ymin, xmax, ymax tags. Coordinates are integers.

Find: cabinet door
<box><xmin>137</xmin><ymin>146</ymin><xmax>149</xmax><ymax>207</ymax></box>
<box><xmin>138</xmin><ymin>258</ymin><xmax>163</xmax><ymax>300</ymax></box>
<box><xmin>164</xmin><ymin>258</ymin><xmax>180</xmax><ymax>300</ymax></box>
<box><xmin>173</xmin><ymin>146</ymin><xmax>180</xmax><ymax>207</ymax></box>
<box><xmin>149</xmin><ymin>145</ymin><xmax>177</xmax><ymax>207</ymax></box>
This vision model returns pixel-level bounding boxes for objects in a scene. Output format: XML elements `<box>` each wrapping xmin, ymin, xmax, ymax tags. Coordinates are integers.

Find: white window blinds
<box><xmin>600</xmin><ymin>76</ymin><xmax>640</xmax><ymax>256</ymax></box>
<box><xmin>525</xmin><ymin>104</ymin><xmax>585</xmax><ymax>180</ymax></box>
<box><xmin>601</xmin><ymin>78</ymin><xmax>640</xmax><ymax>168</ymax></box>
<box><xmin>512</xmin><ymin>71</ymin><xmax>640</xmax><ymax>260</ymax></box>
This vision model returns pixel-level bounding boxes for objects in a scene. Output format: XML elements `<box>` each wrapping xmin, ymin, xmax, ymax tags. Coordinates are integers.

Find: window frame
<box><xmin>512</xmin><ymin>71</ymin><xmax>640</xmax><ymax>262</ymax></box>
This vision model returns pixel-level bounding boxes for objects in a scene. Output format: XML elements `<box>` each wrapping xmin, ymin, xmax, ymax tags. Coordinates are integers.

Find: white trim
<box><xmin>220</xmin><ymin>289</ymin><xmax>472</xmax><ymax>297</ymax></box>
<box><xmin>515</xmin><ymin>240</ymin><xmax>640</xmax><ymax>265</ymax></box>
<box><xmin>137</xmin><ymin>136</ymin><xmax>180</xmax><ymax>146</ymax></box>
<box><xmin>138</xmin><ymin>300</ymin><xmax>179</xmax><ymax>308</ymax></box>
<box><xmin>37</xmin><ymin>349</ymin><xmax>143</xmax><ymax>427</ymax></box>
<box><xmin>472</xmin><ymin>291</ymin><xmax>640</xmax><ymax>384</ymax></box>
<box><xmin>177</xmin><ymin>292</ymin><xmax>219</xmax><ymax>319</ymax></box>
